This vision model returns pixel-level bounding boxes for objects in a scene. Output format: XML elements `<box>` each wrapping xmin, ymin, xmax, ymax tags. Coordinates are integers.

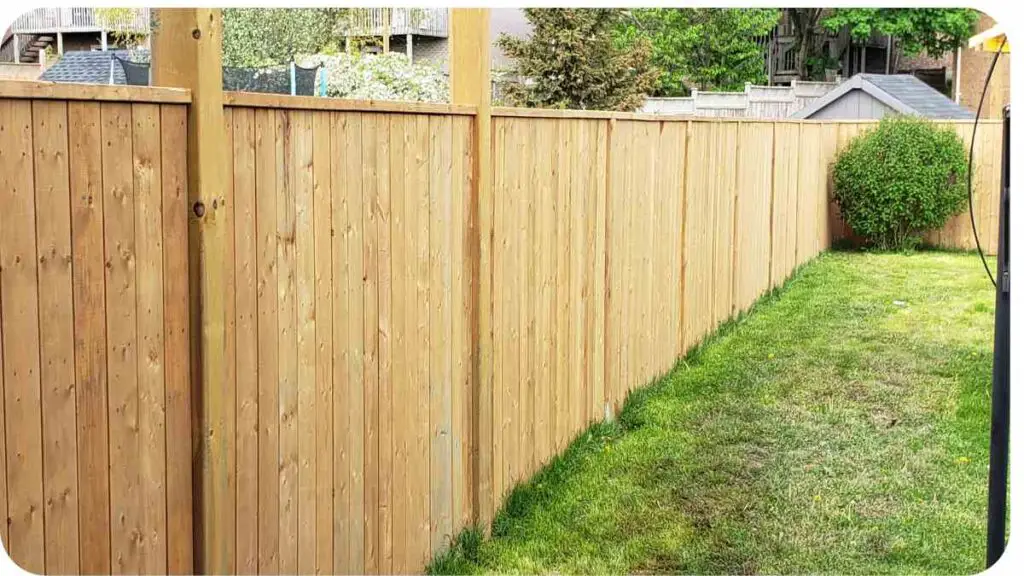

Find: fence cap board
<box><xmin>224</xmin><ymin>91</ymin><xmax>477</xmax><ymax>115</ymax></box>
<box><xmin>0</xmin><ymin>80</ymin><xmax>191</xmax><ymax>104</ymax></box>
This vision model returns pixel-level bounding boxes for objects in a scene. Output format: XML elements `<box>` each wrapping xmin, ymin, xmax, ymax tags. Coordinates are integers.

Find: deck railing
<box><xmin>9</xmin><ymin>7</ymin><xmax>150</xmax><ymax>34</ymax></box>
<box><xmin>340</xmin><ymin>7</ymin><xmax>448</xmax><ymax>38</ymax></box>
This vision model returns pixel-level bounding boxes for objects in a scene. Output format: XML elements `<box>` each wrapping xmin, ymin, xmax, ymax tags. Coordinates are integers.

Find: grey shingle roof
<box><xmin>792</xmin><ymin>73</ymin><xmax>974</xmax><ymax>120</ymax></box>
<box><xmin>859</xmin><ymin>74</ymin><xmax>973</xmax><ymax>119</ymax></box>
<box><xmin>40</xmin><ymin>49</ymin><xmax>150</xmax><ymax>85</ymax></box>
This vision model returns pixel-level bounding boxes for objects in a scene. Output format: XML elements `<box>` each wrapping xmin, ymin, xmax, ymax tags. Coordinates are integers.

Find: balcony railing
<box><xmin>340</xmin><ymin>8</ymin><xmax>448</xmax><ymax>38</ymax></box>
<box><xmin>9</xmin><ymin>8</ymin><xmax>150</xmax><ymax>34</ymax></box>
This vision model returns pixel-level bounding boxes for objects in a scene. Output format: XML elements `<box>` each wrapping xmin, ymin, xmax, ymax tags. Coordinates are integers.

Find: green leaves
<box><xmin>496</xmin><ymin>9</ymin><xmax>660</xmax><ymax>111</ymax></box>
<box><xmin>833</xmin><ymin>116</ymin><xmax>968</xmax><ymax>250</ymax></box>
<box><xmin>821</xmin><ymin>9</ymin><xmax>979</xmax><ymax>59</ymax></box>
<box><xmin>616</xmin><ymin>8</ymin><xmax>779</xmax><ymax>95</ymax></box>
<box><xmin>222</xmin><ymin>8</ymin><xmax>347</xmax><ymax>67</ymax></box>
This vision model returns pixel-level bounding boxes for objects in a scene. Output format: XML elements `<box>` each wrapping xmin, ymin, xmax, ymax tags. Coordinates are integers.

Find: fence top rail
<box><xmin>492</xmin><ymin>106</ymin><xmax>1003</xmax><ymax>125</ymax></box>
<box><xmin>224</xmin><ymin>91</ymin><xmax>478</xmax><ymax>116</ymax></box>
<box><xmin>0</xmin><ymin>80</ymin><xmax>192</xmax><ymax>104</ymax></box>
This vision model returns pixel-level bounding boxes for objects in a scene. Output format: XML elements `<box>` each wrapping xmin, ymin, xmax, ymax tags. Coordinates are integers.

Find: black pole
<box><xmin>986</xmin><ymin>104</ymin><xmax>1010</xmax><ymax>568</ymax></box>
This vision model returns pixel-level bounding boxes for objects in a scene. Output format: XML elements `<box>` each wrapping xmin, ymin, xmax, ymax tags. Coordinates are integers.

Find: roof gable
<box><xmin>792</xmin><ymin>73</ymin><xmax>974</xmax><ymax>120</ymax></box>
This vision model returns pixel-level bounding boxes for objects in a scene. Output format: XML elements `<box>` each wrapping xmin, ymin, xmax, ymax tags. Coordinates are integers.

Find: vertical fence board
<box><xmin>255</xmin><ymin>107</ymin><xmax>281</xmax><ymax>575</ymax></box>
<box><xmin>373</xmin><ymin>112</ymin><xmax>393</xmax><ymax>576</ymax></box>
<box><xmin>132</xmin><ymin>102</ymin><xmax>169</xmax><ymax>575</ymax></box>
<box><xmin>67</xmin><ymin>100</ymin><xmax>112</xmax><ymax>575</ymax></box>
<box><xmin>32</xmin><ymin>100</ymin><xmax>80</xmax><ymax>576</ymax></box>
<box><xmin>428</xmin><ymin>114</ymin><xmax>454</xmax><ymax>556</ymax></box>
<box><xmin>328</xmin><ymin>111</ymin><xmax>361</xmax><ymax>575</ymax></box>
<box><xmin>293</xmin><ymin>110</ymin><xmax>316</xmax><ymax>576</ymax></box>
<box><xmin>160</xmin><ymin>104</ymin><xmax>192</xmax><ymax>575</ymax></box>
<box><xmin>101</xmin><ymin>102</ymin><xmax>142</xmax><ymax>575</ymax></box>
<box><xmin>311</xmin><ymin>110</ymin><xmax>334</xmax><ymax>576</ymax></box>
<box><xmin>232</xmin><ymin>106</ymin><xmax>259</xmax><ymax>575</ymax></box>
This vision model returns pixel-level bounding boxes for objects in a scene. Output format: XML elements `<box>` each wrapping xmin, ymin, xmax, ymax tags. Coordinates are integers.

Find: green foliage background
<box><xmin>496</xmin><ymin>9</ymin><xmax>660</xmax><ymax>111</ymax></box>
<box><xmin>615</xmin><ymin>8</ymin><xmax>779</xmax><ymax>95</ymax></box>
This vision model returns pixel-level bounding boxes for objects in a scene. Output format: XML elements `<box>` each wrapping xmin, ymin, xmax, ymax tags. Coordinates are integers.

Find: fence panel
<box><xmin>221</xmin><ymin>100</ymin><xmax>474</xmax><ymax>575</ymax></box>
<box><xmin>0</xmin><ymin>91</ymin><xmax>191</xmax><ymax>575</ymax></box>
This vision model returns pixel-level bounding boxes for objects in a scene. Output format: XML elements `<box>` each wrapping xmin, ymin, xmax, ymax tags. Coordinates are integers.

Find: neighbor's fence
<box><xmin>0</xmin><ymin>80</ymin><xmax>1005</xmax><ymax>575</ymax></box>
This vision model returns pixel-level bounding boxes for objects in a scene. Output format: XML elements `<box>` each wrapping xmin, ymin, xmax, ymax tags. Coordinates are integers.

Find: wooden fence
<box><xmin>0</xmin><ymin>86</ymin><xmax>193</xmax><ymax>574</ymax></box>
<box><xmin>0</xmin><ymin>80</ymin><xmax>1005</xmax><ymax>575</ymax></box>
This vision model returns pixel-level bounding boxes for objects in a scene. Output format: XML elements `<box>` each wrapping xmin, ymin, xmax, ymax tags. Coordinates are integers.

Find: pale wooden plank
<box><xmin>0</xmin><ymin>265</ymin><xmax>6</xmax><ymax>552</ymax></box>
<box><xmin>277</xmin><ymin>108</ymin><xmax>300</xmax><ymax>575</ymax></box>
<box><xmin>377</xmin><ymin>112</ymin><xmax>395</xmax><ymax>575</ymax></box>
<box><xmin>233</xmin><ymin>106</ymin><xmax>260</xmax><ymax>575</ymax></box>
<box><xmin>160</xmin><ymin>104</ymin><xmax>192</xmax><ymax>575</ymax></box>
<box><xmin>554</xmin><ymin>118</ymin><xmax>571</xmax><ymax>445</ymax></box>
<box><xmin>0</xmin><ymin>99</ymin><xmax>45</xmax><ymax>574</ymax></box>
<box><xmin>411</xmin><ymin>113</ymin><xmax>432</xmax><ymax>570</ymax></box>
<box><xmin>388</xmin><ymin>112</ymin><xmax>409</xmax><ymax>573</ymax></box>
<box><xmin>428</xmin><ymin>113</ymin><xmax>454</xmax><ymax>556</ymax></box>
<box><xmin>450</xmin><ymin>116</ymin><xmax>473</xmax><ymax>530</ymax></box>
<box><xmin>506</xmin><ymin>118</ymin><xmax>522</xmax><ymax>488</ymax></box>
<box><xmin>490</xmin><ymin>117</ymin><xmax>506</xmax><ymax>504</ymax></box>
<box><xmin>593</xmin><ymin>120</ymin><xmax>608</xmax><ymax>421</ymax></box>
<box><xmin>523</xmin><ymin>118</ymin><xmax>538</xmax><ymax>474</ymax></box>
<box><xmin>220</xmin><ymin>107</ymin><xmax>239</xmax><ymax>576</ymax></box>
<box><xmin>131</xmin><ymin>102</ymin><xmax>169</xmax><ymax>575</ymax></box>
<box><xmin>31</xmin><ymin>99</ymin><xmax>80</xmax><ymax>575</ymax></box>
<box><xmin>311</xmin><ymin>110</ymin><xmax>334</xmax><ymax>575</ymax></box>
<box><xmin>255</xmin><ymin>107</ymin><xmax>281</xmax><ymax>575</ymax></box>
<box><xmin>293</xmin><ymin>109</ymin><xmax>317</xmax><ymax>576</ymax></box>
<box><xmin>334</xmin><ymin>111</ymin><xmax>365</xmax><ymax>574</ymax></box>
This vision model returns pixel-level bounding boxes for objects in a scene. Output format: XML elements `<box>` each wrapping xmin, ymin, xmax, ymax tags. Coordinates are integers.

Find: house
<box><xmin>1</xmin><ymin>7</ymin><xmax>148</xmax><ymax>63</ymax></box>
<box><xmin>956</xmin><ymin>14</ymin><xmax>1009</xmax><ymax>118</ymax></box>
<box><xmin>791</xmin><ymin>73</ymin><xmax>974</xmax><ymax>120</ymax></box>
<box><xmin>761</xmin><ymin>10</ymin><xmax>956</xmax><ymax>95</ymax></box>
<box><xmin>343</xmin><ymin>7</ymin><xmax>531</xmax><ymax>73</ymax></box>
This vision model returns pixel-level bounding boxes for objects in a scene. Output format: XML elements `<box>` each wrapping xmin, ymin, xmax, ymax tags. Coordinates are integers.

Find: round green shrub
<box><xmin>832</xmin><ymin>115</ymin><xmax>968</xmax><ymax>250</ymax></box>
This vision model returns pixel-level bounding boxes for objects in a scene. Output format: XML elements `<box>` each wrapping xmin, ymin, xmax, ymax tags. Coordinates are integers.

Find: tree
<box><xmin>786</xmin><ymin>8</ymin><xmax>827</xmax><ymax>82</ymax></box>
<box><xmin>616</xmin><ymin>8</ymin><xmax>779</xmax><ymax>95</ymax></box>
<box><xmin>496</xmin><ymin>8</ymin><xmax>659</xmax><ymax>111</ymax></box>
<box><xmin>822</xmin><ymin>8</ymin><xmax>978</xmax><ymax>72</ymax></box>
<box><xmin>222</xmin><ymin>8</ymin><xmax>346</xmax><ymax>67</ymax></box>
<box><xmin>785</xmin><ymin>8</ymin><xmax>979</xmax><ymax>80</ymax></box>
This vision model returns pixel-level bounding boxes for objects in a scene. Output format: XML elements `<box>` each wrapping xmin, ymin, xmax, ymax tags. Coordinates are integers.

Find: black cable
<box><xmin>967</xmin><ymin>35</ymin><xmax>1006</xmax><ymax>289</ymax></box>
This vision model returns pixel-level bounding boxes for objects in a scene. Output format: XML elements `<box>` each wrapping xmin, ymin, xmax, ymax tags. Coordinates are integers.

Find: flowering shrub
<box><xmin>302</xmin><ymin>52</ymin><xmax>449</xmax><ymax>102</ymax></box>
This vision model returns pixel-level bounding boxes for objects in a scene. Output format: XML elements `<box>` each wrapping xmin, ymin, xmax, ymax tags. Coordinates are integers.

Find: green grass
<box><xmin>429</xmin><ymin>251</ymin><xmax>997</xmax><ymax>575</ymax></box>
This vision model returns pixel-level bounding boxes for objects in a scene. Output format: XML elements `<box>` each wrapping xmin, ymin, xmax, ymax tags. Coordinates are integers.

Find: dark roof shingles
<box><xmin>860</xmin><ymin>73</ymin><xmax>974</xmax><ymax>119</ymax></box>
<box><xmin>40</xmin><ymin>49</ymin><xmax>149</xmax><ymax>85</ymax></box>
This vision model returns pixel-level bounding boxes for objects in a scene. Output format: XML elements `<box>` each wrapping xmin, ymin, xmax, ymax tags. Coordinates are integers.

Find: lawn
<box><xmin>430</xmin><ymin>251</ymin><xmax>997</xmax><ymax>575</ymax></box>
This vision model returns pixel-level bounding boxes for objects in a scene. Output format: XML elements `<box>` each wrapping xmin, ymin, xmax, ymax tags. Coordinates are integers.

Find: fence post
<box><xmin>151</xmin><ymin>8</ymin><xmax>234</xmax><ymax>574</ymax></box>
<box><xmin>449</xmin><ymin>8</ymin><xmax>494</xmax><ymax>532</ymax></box>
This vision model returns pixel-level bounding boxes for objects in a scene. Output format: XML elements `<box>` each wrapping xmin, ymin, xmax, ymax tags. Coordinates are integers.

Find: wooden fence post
<box><xmin>151</xmin><ymin>9</ymin><xmax>234</xmax><ymax>574</ymax></box>
<box><xmin>449</xmin><ymin>8</ymin><xmax>494</xmax><ymax>531</ymax></box>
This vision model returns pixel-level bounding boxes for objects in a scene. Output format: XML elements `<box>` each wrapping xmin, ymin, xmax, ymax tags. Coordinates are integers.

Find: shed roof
<box><xmin>40</xmin><ymin>50</ymin><xmax>145</xmax><ymax>85</ymax></box>
<box><xmin>791</xmin><ymin>73</ymin><xmax>973</xmax><ymax>120</ymax></box>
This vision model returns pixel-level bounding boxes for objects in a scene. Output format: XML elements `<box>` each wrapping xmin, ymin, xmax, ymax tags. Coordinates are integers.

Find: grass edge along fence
<box><xmin>0</xmin><ymin>79</ymin><xmax>1005</xmax><ymax>575</ymax></box>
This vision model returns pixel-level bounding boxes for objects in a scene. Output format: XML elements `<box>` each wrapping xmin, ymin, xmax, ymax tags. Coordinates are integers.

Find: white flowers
<box><xmin>301</xmin><ymin>52</ymin><xmax>449</xmax><ymax>102</ymax></box>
